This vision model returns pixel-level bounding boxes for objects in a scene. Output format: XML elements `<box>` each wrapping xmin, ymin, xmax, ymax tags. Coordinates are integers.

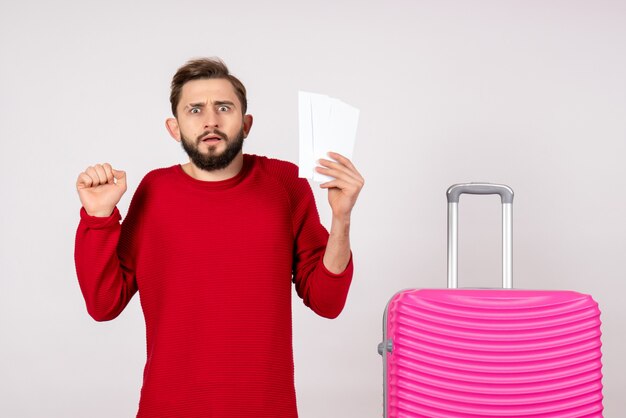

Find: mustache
<box><xmin>197</xmin><ymin>129</ymin><xmax>228</xmax><ymax>142</ymax></box>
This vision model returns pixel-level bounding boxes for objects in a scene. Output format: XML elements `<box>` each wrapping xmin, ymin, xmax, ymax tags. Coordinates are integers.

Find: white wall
<box><xmin>1</xmin><ymin>0</ymin><xmax>625</xmax><ymax>416</ymax></box>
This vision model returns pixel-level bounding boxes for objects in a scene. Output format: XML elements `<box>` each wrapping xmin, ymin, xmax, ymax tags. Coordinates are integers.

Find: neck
<box><xmin>182</xmin><ymin>153</ymin><xmax>244</xmax><ymax>181</ymax></box>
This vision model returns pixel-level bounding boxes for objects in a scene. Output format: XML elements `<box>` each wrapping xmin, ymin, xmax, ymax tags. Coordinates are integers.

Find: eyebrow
<box><xmin>214</xmin><ymin>100</ymin><xmax>236</xmax><ymax>108</ymax></box>
<box><xmin>184</xmin><ymin>100</ymin><xmax>237</xmax><ymax>110</ymax></box>
<box><xmin>185</xmin><ymin>102</ymin><xmax>207</xmax><ymax>110</ymax></box>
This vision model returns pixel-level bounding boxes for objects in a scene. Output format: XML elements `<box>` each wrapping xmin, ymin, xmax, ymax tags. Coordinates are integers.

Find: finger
<box><xmin>102</xmin><ymin>163</ymin><xmax>114</xmax><ymax>184</ymax></box>
<box><xmin>319</xmin><ymin>176</ymin><xmax>363</xmax><ymax>194</ymax></box>
<box><xmin>316</xmin><ymin>160</ymin><xmax>357</xmax><ymax>181</ymax></box>
<box><xmin>85</xmin><ymin>166</ymin><xmax>104</xmax><ymax>186</ymax></box>
<box><xmin>315</xmin><ymin>164</ymin><xmax>363</xmax><ymax>185</ymax></box>
<box><xmin>76</xmin><ymin>172</ymin><xmax>93</xmax><ymax>189</ymax></box>
<box><xmin>112</xmin><ymin>169</ymin><xmax>127</xmax><ymax>191</ymax></box>
<box><xmin>318</xmin><ymin>176</ymin><xmax>364</xmax><ymax>200</ymax></box>
<box><xmin>317</xmin><ymin>155</ymin><xmax>363</xmax><ymax>182</ymax></box>
<box><xmin>326</xmin><ymin>151</ymin><xmax>349</xmax><ymax>164</ymax></box>
<box><xmin>93</xmin><ymin>164</ymin><xmax>108</xmax><ymax>185</ymax></box>
<box><xmin>326</xmin><ymin>152</ymin><xmax>360</xmax><ymax>175</ymax></box>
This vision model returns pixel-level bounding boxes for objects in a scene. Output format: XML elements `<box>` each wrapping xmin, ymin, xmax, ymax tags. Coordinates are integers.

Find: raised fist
<box><xmin>76</xmin><ymin>163</ymin><xmax>127</xmax><ymax>217</ymax></box>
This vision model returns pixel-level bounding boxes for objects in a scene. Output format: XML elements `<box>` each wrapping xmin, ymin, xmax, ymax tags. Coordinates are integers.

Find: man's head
<box><xmin>169</xmin><ymin>58</ymin><xmax>247</xmax><ymax>117</ymax></box>
<box><xmin>166</xmin><ymin>58</ymin><xmax>253</xmax><ymax>173</ymax></box>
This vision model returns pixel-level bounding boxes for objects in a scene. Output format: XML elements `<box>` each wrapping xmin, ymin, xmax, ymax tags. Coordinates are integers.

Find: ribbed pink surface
<box><xmin>386</xmin><ymin>289</ymin><xmax>603</xmax><ymax>417</ymax></box>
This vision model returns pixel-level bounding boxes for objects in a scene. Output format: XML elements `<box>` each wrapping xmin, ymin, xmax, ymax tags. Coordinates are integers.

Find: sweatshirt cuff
<box><xmin>79</xmin><ymin>207</ymin><xmax>122</xmax><ymax>229</ymax></box>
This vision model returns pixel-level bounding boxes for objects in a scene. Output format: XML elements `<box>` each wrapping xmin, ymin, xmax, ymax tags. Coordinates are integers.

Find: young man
<box><xmin>74</xmin><ymin>58</ymin><xmax>363</xmax><ymax>418</ymax></box>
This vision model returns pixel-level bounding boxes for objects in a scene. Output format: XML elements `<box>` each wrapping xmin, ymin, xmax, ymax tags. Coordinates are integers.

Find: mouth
<box><xmin>201</xmin><ymin>134</ymin><xmax>222</xmax><ymax>143</ymax></box>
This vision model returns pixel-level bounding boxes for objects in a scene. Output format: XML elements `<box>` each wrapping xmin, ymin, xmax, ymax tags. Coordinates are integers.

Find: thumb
<box><xmin>112</xmin><ymin>169</ymin><xmax>127</xmax><ymax>190</ymax></box>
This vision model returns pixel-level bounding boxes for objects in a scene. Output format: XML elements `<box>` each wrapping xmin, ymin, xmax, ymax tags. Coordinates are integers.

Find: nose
<box><xmin>203</xmin><ymin>109</ymin><xmax>219</xmax><ymax>130</ymax></box>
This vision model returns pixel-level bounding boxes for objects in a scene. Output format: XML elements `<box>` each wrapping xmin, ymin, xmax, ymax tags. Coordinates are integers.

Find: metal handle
<box><xmin>446</xmin><ymin>183</ymin><xmax>514</xmax><ymax>289</ymax></box>
<box><xmin>447</xmin><ymin>183</ymin><xmax>514</xmax><ymax>204</ymax></box>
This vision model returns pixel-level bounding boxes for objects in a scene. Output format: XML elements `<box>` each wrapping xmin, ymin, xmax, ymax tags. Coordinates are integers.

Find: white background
<box><xmin>1</xmin><ymin>1</ymin><xmax>625</xmax><ymax>416</ymax></box>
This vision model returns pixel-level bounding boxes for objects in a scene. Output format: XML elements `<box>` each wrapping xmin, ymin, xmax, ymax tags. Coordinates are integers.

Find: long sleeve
<box><xmin>74</xmin><ymin>207</ymin><xmax>138</xmax><ymax>321</ymax></box>
<box><xmin>290</xmin><ymin>177</ymin><xmax>353</xmax><ymax>319</ymax></box>
<box><xmin>73</xmin><ymin>159</ymin><xmax>352</xmax><ymax>417</ymax></box>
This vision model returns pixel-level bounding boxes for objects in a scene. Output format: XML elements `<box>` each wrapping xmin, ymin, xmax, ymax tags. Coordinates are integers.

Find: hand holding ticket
<box><xmin>298</xmin><ymin>91</ymin><xmax>359</xmax><ymax>182</ymax></box>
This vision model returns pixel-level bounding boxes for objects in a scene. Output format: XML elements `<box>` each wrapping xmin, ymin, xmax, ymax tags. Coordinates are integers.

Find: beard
<box><xmin>180</xmin><ymin>127</ymin><xmax>245</xmax><ymax>172</ymax></box>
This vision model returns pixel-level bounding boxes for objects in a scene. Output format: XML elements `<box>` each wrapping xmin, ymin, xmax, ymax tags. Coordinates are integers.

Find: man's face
<box><xmin>168</xmin><ymin>78</ymin><xmax>252</xmax><ymax>172</ymax></box>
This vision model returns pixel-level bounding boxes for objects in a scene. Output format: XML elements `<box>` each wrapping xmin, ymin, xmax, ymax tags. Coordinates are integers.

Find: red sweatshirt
<box><xmin>74</xmin><ymin>154</ymin><xmax>353</xmax><ymax>418</ymax></box>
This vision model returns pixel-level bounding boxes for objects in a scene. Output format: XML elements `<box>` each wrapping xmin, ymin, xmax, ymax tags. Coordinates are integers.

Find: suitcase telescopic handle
<box><xmin>446</xmin><ymin>183</ymin><xmax>514</xmax><ymax>289</ymax></box>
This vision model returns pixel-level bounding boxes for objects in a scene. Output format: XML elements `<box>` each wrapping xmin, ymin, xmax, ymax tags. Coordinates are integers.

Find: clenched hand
<box><xmin>76</xmin><ymin>163</ymin><xmax>127</xmax><ymax>217</ymax></box>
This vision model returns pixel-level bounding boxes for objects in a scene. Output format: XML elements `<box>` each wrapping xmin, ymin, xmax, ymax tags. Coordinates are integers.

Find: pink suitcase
<box><xmin>379</xmin><ymin>184</ymin><xmax>603</xmax><ymax>417</ymax></box>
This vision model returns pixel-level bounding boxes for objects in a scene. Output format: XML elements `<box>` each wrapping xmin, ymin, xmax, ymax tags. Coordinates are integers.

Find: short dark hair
<box><xmin>169</xmin><ymin>57</ymin><xmax>247</xmax><ymax>117</ymax></box>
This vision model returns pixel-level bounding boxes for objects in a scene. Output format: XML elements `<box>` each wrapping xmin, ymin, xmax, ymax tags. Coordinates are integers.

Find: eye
<box><xmin>190</xmin><ymin>107</ymin><xmax>201</xmax><ymax>114</ymax></box>
<box><xmin>217</xmin><ymin>105</ymin><xmax>230</xmax><ymax>112</ymax></box>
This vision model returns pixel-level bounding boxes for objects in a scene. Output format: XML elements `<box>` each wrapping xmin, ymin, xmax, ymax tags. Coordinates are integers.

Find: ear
<box><xmin>242</xmin><ymin>114</ymin><xmax>254</xmax><ymax>138</ymax></box>
<box><xmin>165</xmin><ymin>118</ymin><xmax>181</xmax><ymax>142</ymax></box>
